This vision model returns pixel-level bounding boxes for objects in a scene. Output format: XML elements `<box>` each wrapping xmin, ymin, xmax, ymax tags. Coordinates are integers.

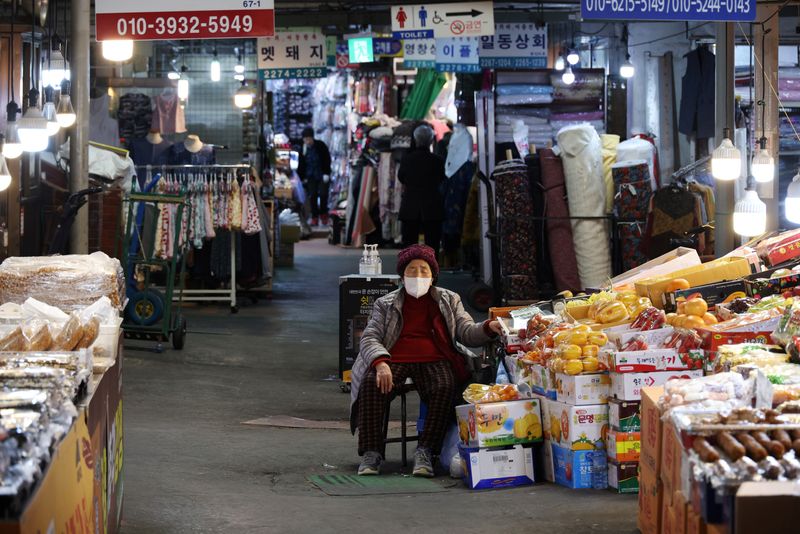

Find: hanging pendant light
<box><xmin>561</xmin><ymin>66</ymin><xmax>575</xmax><ymax>86</ymax></box>
<box><xmin>210</xmin><ymin>46</ymin><xmax>221</xmax><ymax>82</ymax></box>
<box><xmin>102</xmin><ymin>40</ymin><xmax>134</xmax><ymax>62</ymax></box>
<box><xmin>56</xmin><ymin>80</ymin><xmax>76</xmax><ymax>127</ymax></box>
<box><xmin>711</xmin><ymin>128</ymin><xmax>741</xmax><ymax>181</ymax></box>
<box><xmin>43</xmin><ymin>87</ymin><xmax>60</xmax><ymax>136</ymax></box>
<box><xmin>177</xmin><ymin>65</ymin><xmax>189</xmax><ymax>100</ymax></box>
<box><xmin>786</xmin><ymin>171</ymin><xmax>800</xmax><ymax>224</ymax></box>
<box><xmin>3</xmin><ymin>103</ymin><xmax>23</xmax><ymax>159</ymax></box>
<box><xmin>234</xmin><ymin>81</ymin><xmax>254</xmax><ymax>109</ymax></box>
<box><xmin>751</xmin><ymin>138</ymin><xmax>774</xmax><ymax>183</ymax></box>
<box><xmin>567</xmin><ymin>49</ymin><xmax>579</xmax><ymax>65</ymax></box>
<box><xmin>620</xmin><ymin>55</ymin><xmax>635</xmax><ymax>79</ymax></box>
<box><xmin>554</xmin><ymin>56</ymin><xmax>565</xmax><ymax>71</ymax></box>
<box><xmin>733</xmin><ymin>188</ymin><xmax>767</xmax><ymax>237</ymax></box>
<box><xmin>17</xmin><ymin>89</ymin><xmax>49</xmax><ymax>153</ymax></box>
<box><xmin>43</xmin><ymin>42</ymin><xmax>70</xmax><ymax>89</ymax></box>
<box><xmin>0</xmin><ymin>155</ymin><xmax>12</xmax><ymax>192</ymax></box>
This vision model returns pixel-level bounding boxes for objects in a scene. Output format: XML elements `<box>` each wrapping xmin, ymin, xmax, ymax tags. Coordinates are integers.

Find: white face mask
<box><xmin>404</xmin><ymin>276</ymin><xmax>433</xmax><ymax>298</ymax></box>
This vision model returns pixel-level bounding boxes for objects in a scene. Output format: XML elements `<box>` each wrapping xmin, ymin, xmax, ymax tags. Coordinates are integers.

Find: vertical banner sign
<box><xmin>403</xmin><ymin>38</ymin><xmax>437</xmax><ymax>68</ymax></box>
<box><xmin>258</xmin><ymin>30</ymin><xmax>327</xmax><ymax>79</ymax></box>
<box><xmin>95</xmin><ymin>0</ymin><xmax>275</xmax><ymax>41</ymax></box>
<box><xmin>580</xmin><ymin>0</ymin><xmax>756</xmax><ymax>22</ymax></box>
<box><xmin>435</xmin><ymin>37</ymin><xmax>481</xmax><ymax>73</ymax></box>
<box><xmin>326</xmin><ymin>36</ymin><xmax>338</xmax><ymax>67</ymax></box>
<box><xmin>480</xmin><ymin>23</ymin><xmax>548</xmax><ymax>68</ymax></box>
<box><xmin>392</xmin><ymin>2</ymin><xmax>495</xmax><ymax>39</ymax></box>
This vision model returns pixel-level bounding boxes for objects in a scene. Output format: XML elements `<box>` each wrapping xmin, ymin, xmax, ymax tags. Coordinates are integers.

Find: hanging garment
<box><xmin>118</xmin><ymin>93</ymin><xmax>153</xmax><ymax>143</ymax></box>
<box><xmin>492</xmin><ymin>158</ymin><xmax>537</xmax><ymax>300</ymax></box>
<box><xmin>612</xmin><ymin>161</ymin><xmax>653</xmax><ymax>273</ymax></box>
<box><xmin>242</xmin><ymin>178</ymin><xmax>263</xmax><ymax>235</ymax></box>
<box><xmin>445</xmin><ymin>125</ymin><xmax>473</xmax><ymax>178</ymax></box>
<box><xmin>600</xmin><ymin>134</ymin><xmax>619</xmax><ymax>214</ymax></box>
<box><xmin>442</xmin><ymin>161</ymin><xmax>475</xmax><ymax>257</ymax></box>
<box><xmin>679</xmin><ymin>46</ymin><xmax>716</xmax><ymax>139</ymax></box>
<box><xmin>689</xmin><ymin>181</ymin><xmax>716</xmax><ymax>255</ymax></box>
<box><xmin>151</xmin><ymin>93</ymin><xmax>187</xmax><ymax>134</ymax></box>
<box><xmin>169</xmin><ymin>144</ymin><xmax>216</xmax><ymax>166</ymax></box>
<box><xmin>351</xmin><ymin>164</ymin><xmax>377</xmax><ymax>247</ymax></box>
<box><xmin>89</xmin><ymin>94</ymin><xmax>120</xmax><ymax>147</ymax></box>
<box><xmin>539</xmin><ymin>148</ymin><xmax>581</xmax><ymax>293</ymax></box>
<box><xmin>526</xmin><ymin>152</ymin><xmax>556</xmax><ymax>295</ymax></box>
<box><xmin>643</xmin><ymin>186</ymin><xmax>705</xmax><ymax>259</ymax></box>
<box><xmin>377</xmin><ymin>152</ymin><xmax>402</xmax><ymax>243</ymax></box>
<box><xmin>556</xmin><ymin>124</ymin><xmax>611</xmax><ymax>289</ymax></box>
<box><xmin>128</xmin><ymin>137</ymin><xmax>172</xmax><ymax>167</ymax></box>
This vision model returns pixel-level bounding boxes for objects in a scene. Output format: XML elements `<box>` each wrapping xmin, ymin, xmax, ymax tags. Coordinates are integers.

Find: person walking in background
<box><xmin>398</xmin><ymin>125</ymin><xmax>446</xmax><ymax>255</ymax></box>
<box><xmin>298</xmin><ymin>127</ymin><xmax>332</xmax><ymax>226</ymax></box>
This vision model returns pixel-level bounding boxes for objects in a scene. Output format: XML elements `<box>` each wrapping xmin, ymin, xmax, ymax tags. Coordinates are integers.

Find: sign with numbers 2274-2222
<box><xmin>581</xmin><ymin>0</ymin><xmax>756</xmax><ymax>22</ymax></box>
<box><xmin>95</xmin><ymin>0</ymin><xmax>275</xmax><ymax>41</ymax></box>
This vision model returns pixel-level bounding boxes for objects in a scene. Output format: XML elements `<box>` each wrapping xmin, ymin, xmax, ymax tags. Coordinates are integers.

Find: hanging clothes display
<box><xmin>679</xmin><ymin>45</ymin><xmax>716</xmax><ymax>139</ymax></box>
<box><xmin>689</xmin><ymin>181</ymin><xmax>716</xmax><ymax>255</ymax></box>
<box><xmin>539</xmin><ymin>148</ymin><xmax>581</xmax><ymax>292</ymax></box>
<box><xmin>643</xmin><ymin>184</ymin><xmax>705</xmax><ymax>259</ymax></box>
<box><xmin>377</xmin><ymin>152</ymin><xmax>402</xmax><ymax>244</ymax></box>
<box><xmin>492</xmin><ymin>158</ymin><xmax>537</xmax><ymax>301</ymax></box>
<box><xmin>351</xmin><ymin>164</ymin><xmax>377</xmax><ymax>247</ymax></box>
<box><xmin>152</xmin><ymin>93</ymin><xmax>187</xmax><ymax>135</ymax></box>
<box><xmin>442</xmin><ymin>161</ymin><xmax>475</xmax><ymax>259</ymax></box>
<box><xmin>556</xmin><ymin>124</ymin><xmax>611</xmax><ymax>290</ymax></box>
<box><xmin>128</xmin><ymin>137</ymin><xmax>172</xmax><ymax>167</ymax></box>
<box><xmin>612</xmin><ymin>160</ymin><xmax>653</xmax><ymax>273</ymax></box>
<box><xmin>169</xmin><ymin>144</ymin><xmax>216</xmax><ymax>165</ymax></box>
<box><xmin>90</xmin><ymin>94</ymin><xmax>120</xmax><ymax>147</ymax></box>
<box><xmin>118</xmin><ymin>93</ymin><xmax>153</xmax><ymax>143</ymax></box>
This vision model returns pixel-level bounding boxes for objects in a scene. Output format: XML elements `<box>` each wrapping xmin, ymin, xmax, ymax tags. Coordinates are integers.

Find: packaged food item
<box><xmin>772</xmin><ymin>299</ymin><xmax>800</xmax><ymax>348</ymax></box>
<box><xmin>0</xmin><ymin>327</ymin><xmax>26</xmax><ymax>351</ymax></box>
<box><xmin>463</xmin><ymin>383</ymin><xmax>523</xmax><ymax>404</ymax></box>
<box><xmin>22</xmin><ymin>320</ymin><xmax>53</xmax><ymax>351</ymax></box>
<box><xmin>661</xmin><ymin>372</ymin><xmax>753</xmax><ymax>414</ymax></box>
<box><xmin>52</xmin><ymin>314</ymin><xmax>85</xmax><ymax>351</ymax></box>
<box><xmin>76</xmin><ymin>316</ymin><xmax>100</xmax><ymax>349</ymax></box>
<box><xmin>663</xmin><ymin>329</ymin><xmax>703</xmax><ymax>353</ymax></box>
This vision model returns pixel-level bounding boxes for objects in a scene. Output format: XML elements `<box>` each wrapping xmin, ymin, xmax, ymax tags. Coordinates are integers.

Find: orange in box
<box><xmin>638</xmin><ymin>462</ymin><xmax>662</xmax><ymax>534</ymax></box>
<box><xmin>640</xmin><ymin>386</ymin><xmax>664</xmax><ymax>474</ymax></box>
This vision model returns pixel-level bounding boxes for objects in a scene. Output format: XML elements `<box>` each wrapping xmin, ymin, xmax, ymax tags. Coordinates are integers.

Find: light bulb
<box><xmin>234</xmin><ymin>86</ymin><xmax>254</xmax><ymax>109</ymax></box>
<box><xmin>620</xmin><ymin>57</ymin><xmax>635</xmax><ymax>79</ymax></box>
<box><xmin>17</xmin><ymin>106</ymin><xmax>49</xmax><ymax>153</ymax></box>
<box><xmin>167</xmin><ymin>71</ymin><xmax>181</xmax><ymax>80</ymax></box>
<box><xmin>787</xmin><ymin>172</ymin><xmax>800</xmax><ymax>224</ymax></box>
<box><xmin>235</xmin><ymin>63</ymin><xmax>245</xmax><ymax>74</ymax></box>
<box><xmin>711</xmin><ymin>135</ymin><xmax>741</xmax><ymax>181</ymax></box>
<box><xmin>554</xmin><ymin>56</ymin><xmax>565</xmax><ymax>71</ymax></box>
<box><xmin>0</xmin><ymin>156</ymin><xmax>11</xmax><ymax>192</ymax></box>
<box><xmin>210</xmin><ymin>59</ymin><xmax>221</xmax><ymax>82</ymax></box>
<box><xmin>567</xmin><ymin>50</ymin><xmax>579</xmax><ymax>65</ymax></box>
<box><xmin>733</xmin><ymin>189</ymin><xmax>767</xmax><ymax>237</ymax></box>
<box><xmin>43</xmin><ymin>102</ymin><xmax>60</xmax><ymax>136</ymax></box>
<box><xmin>56</xmin><ymin>95</ymin><xmax>76</xmax><ymax>127</ymax></box>
<box><xmin>234</xmin><ymin>74</ymin><xmax>245</xmax><ymax>82</ymax></box>
<box><xmin>43</xmin><ymin>48</ymin><xmax>70</xmax><ymax>89</ymax></box>
<box><xmin>2</xmin><ymin>123</ymin><xmax>23</xmax><ymax>159</ymax></box>
<box><xmin>561</xmin><ymin>67</ymin><xmax>575</xmax><ymax>85</ymax></box>
<box><xmin>178</xmin><ymin>79</ymin><xmax>190</xmax><ymax>100</ymax></box>
<box><xmin>101</xmin><ymin>40</ymin><xmax>134</xmax><ymax>62</ymax></box>
<box><xmin>751</xmin><ymin>148</ymin><xmax>774</xmax><ymax>183</ymax></box>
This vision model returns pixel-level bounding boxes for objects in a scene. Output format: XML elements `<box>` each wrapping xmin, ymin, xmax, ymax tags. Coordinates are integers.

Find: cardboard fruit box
<box><xmin>545</xmin><ymin>398</ymin><xmax>608</xmax><ymax>451</ymax></box>
<box><xmin>662</xmin><ymin>279</ymin><xmax>747</xmax><ymax>313</ymax></box>
<box><xmin>607</xmin><ymin>430</ymin><xmax>641</xmax><ymax>462</ymax></box>
<box><xmin>743</xmin><ymin>262</ymin><xmax>800</xmax><ymax>299</ymax></box>
<box><xmin>551</xmin><ymin>442</ymin><xmax>606</xmax><ymax>489</ymax></box>
<box><xmin>600</xmin><ymin>349</ymin><xmax>687</xmax><ymax>374</ymax></box>
<box><xmin>459</xmin><ymin>444</ymin><xmax>535</xmax><ymax>490</ymax></box>
<box><xmin>609</xmin><ymin>397</ymin><xmax>641</xmax><ymax>432</ymax></box>
<box><xmin>555</xmin><ymin>372</ymin><xmax>611</xmax><ymax>405</ymax></box>
<box><xmin>608</xmin><ymin>460</ymin><xmax>640</xmax><ymax>494</ymax></box>
<box><xmin>456</xmin><ymin>398</ymin><xmax>543</xmax><ymax>448</ymax></box>
<box><xmin>611</xmin><ymin>370</ymin><xmax>704</xmax><ymax>401</ymax></box>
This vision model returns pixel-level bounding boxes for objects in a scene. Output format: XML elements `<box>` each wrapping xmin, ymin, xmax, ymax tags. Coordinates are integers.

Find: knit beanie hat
<box><xmin>397</xmin><ymin>244</ymin><xmax>439</xmax><ymax>282</ymax></box>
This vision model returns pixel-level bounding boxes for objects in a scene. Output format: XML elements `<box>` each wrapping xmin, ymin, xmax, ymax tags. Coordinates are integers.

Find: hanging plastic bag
<box><xmin>438</xmin><ymin>422</ymin><xmax>461</xmax><ymax>471</ymax></box>
<box><xmin>512</xmin><ymin>119</ymin><xmax>530</xmax><ymax>158</ymax></box>
<box><xmin>290</xmin><ymin>172</ymin><xmax>306</xmax><ymax>205</ymax></box>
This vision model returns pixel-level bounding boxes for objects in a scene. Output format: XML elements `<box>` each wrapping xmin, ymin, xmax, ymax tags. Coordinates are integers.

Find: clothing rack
<box><xmin>134</xmin><ymin>164</ymin><xmax>257</xmax><ymax>313</ymax></box>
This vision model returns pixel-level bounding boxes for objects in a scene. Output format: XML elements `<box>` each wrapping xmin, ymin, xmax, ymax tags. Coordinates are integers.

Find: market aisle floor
<box><xmin>121</xmin><ymin>239</ymin><xmax>638</xmax><ymax>534</ymax></box>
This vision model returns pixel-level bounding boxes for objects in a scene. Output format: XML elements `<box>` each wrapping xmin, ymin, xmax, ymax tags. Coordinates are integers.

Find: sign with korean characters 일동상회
<box><xmin>479</xmin><ymin>23</ymin><xmax>547</xmax><ymax>68</ymax></box>
<box><xmin>392</xmin><ymin>2</ymin><xmax>495</xmax><ymax>39</ymax></box>
<box><xmin>258</xmin><ymin>30</ymin><xmax>327</xmax><ymax>79</ymax></box>
<box><xmin>435</xmin><ymin>36</ymin><xmax>480</xmax><ymax>73</ymax></box>
<box><xmin>95</xmin><ymin>0</ymin><xmax>275</xmax><ymax>41</ymax></box>
<box><xmin>403</xmin><ymin>38</ymin><xmax>436</xmax><ymax>68</ymax></box>
<box><xmin>580</xmin><ymin>0</ymin><xmax>756</xmax><ymax>22</ymax></box>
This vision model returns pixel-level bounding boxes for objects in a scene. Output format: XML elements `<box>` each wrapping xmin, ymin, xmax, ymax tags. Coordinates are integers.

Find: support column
<box><xmin>715</xmin><ymin>22</ymin><xmax>736</xmax><ymax>257</ymax></box>
<box><xmin>69</xmin><ymin>0</ymin><xmax>90</xmax><ymax>254</ymax></box>
<box><xmin>755</xmin><ymin>5</ymin><xmax>780</xmax><ymax>231</ymax></box>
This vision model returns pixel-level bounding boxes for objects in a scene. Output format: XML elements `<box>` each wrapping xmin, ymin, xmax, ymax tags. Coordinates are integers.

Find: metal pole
<box><xmin>715</xmin><ymin>22</ymin><xmax>736</xmax><ymax>257</ymax></box>
<box><xmin>69</xmin><ymin>0</ymin><xmax>90</xmax><ymax>254</ymax></box>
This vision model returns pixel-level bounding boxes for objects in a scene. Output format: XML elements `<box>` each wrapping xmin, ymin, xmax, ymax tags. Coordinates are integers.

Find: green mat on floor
<box><xmin>309</xmin><ymin>474</ymin><xmax>450</xmax><ymax>496</ymax></box>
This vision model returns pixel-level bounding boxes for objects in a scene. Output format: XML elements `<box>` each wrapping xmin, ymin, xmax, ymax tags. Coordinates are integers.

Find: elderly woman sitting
<box><xmin>349</xmin><ymin>245</ymin><xmax>502</xmax><ymax>476</ymax></box>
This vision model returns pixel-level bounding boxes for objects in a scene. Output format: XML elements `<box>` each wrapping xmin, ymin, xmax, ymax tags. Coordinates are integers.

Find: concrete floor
<box><xmin>121</xmin><ymin>239</ymin><xmax>639</xmax><ymax>534</ymax></box>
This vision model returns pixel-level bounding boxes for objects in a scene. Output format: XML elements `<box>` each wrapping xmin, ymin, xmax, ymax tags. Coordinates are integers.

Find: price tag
<box><xmin>95</xmin><ymin>0</ymin><xmax>275</xmax><ymax>41</ymax></box>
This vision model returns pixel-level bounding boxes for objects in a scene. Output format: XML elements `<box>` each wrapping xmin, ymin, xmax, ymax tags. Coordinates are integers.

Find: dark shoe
<box><xmin>412</xmin><ymin>447</ymin><xmax>434</xmax><ymax>477</ymax></box>
<box><xmin>358</xmin><ymin>451</ymin><xmax>382</xmax><ymax>476</ymax></box>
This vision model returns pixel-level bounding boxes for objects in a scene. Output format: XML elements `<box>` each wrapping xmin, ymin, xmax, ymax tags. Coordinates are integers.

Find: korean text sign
<box><xmin>258</xmin><ymin>30</ymin><xmax>327</xmax><ymax>79</ymax></box>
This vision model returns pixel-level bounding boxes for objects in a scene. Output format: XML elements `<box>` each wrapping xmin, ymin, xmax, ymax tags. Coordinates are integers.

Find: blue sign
<box><xmin>435</xmin><ymin>62</ymin><xmax>481</xmax><ymax>73</ymax></box>
<box><xmin>393</xmin><ymin>29</ymin><xmax>434</xmax><ymax>40</ymax></box>
<box><xmin>260</xmin><ymin>67</ymin><xmax>327</xmax><ymax>80</ymax></box>
<box><xmin>581</xmin><ymin>0</ymin><xmax>756</xmax><ymax>21</ymax></box>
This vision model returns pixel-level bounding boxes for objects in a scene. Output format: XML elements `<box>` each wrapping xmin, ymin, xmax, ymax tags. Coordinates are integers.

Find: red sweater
<box><xmin>388</xmin><ymin>293</ymin><xmax>446</xmax><ymax>363</ymax></box>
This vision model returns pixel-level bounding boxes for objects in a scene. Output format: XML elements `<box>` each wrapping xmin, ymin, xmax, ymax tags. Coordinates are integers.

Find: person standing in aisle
<box><xmin>298</xmin><ymin>127</ymin><xmax>332</xmax><ymax>226</ymax></box>
<box><xmin>398</xmin><ymin>125</ymin><xmax>446</xmax><ymax>254</ymax></box>
<box><xmin>349</xmin><ymin>245</ymin><xmax>502</xmax><ymax>477</ymax></box>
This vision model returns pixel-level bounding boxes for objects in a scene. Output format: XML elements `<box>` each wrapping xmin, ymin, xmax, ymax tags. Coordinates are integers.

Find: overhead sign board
<box><xmin>373</xmin><ymin>38</ymin><xmax>404</xmax><ymax>58</ymax></box>
<box><xmin>95</xmin><ymin>0</ymin><xmax>275</xmax><ymax>41</ymax></box>
<box><xmin>435</xmin><ymin>37</ymin><xmax>480</xmax><ymax>73</ymax></box>
<box><xmin>480</xmin><ymin>23</ymin><xmax>548</xmax><ymax>69</ymax></box>
<box><xmin>392</xmin><ymin>2</ymin><xmax>495</xmax><ymax>39</ymax></box>
<box><xmin>258</xmin><ymin>30</ymin><xmax>327</xmax><ymax>79</ymax></box>
<box><xmin>581</xmin><ymin>0</ymin><xmax>756</xmax><ymax>22</ymax></box>
<box><xmin>403</xmin><ymin>38</ymin><xmax>436</xmax><ymax>68</ymax></box>
<box><xmin>349</xmin><ymin>37</ymin><xmax>376</xmax><ymax>63</ymax></box>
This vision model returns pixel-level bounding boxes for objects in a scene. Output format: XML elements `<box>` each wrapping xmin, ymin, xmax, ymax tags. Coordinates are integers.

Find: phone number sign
<box><xmin>581</xmin><ymin>0</ymin><xmax>755</xmax><ymax>21</ymax></box>
<box><xmin>95</xmin><ymin>0</ymin><xmax>275</xmax><ymax>41</ymax></box>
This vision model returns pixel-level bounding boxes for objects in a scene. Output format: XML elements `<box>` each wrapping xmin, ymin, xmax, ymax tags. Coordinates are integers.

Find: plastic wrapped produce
<box><xmin>661</xmin><ymin>372</ymin><xmax>753</xmax><ymax>415</ymax></box>
<box><xmin>0</xmin><ymin>253</ymin><xmax>125</xmax><ymax>311</ymax></box>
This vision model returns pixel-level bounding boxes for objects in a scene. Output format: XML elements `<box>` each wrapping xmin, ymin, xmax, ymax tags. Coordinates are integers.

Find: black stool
<box><xmin>382</xmin><ymin>382</ymin><xmax>419</xmax><ymax>467</ymax></box>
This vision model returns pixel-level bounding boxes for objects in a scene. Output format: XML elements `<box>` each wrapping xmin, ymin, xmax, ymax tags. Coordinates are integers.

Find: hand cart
<box><xmin>118</xmin><ymin>189</ymin><xmax>190</xmax><ymax>351</ymax></box>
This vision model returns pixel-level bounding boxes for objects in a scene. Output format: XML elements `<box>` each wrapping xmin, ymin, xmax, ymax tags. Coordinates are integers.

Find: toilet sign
<box><xmin>391</xmin><ymin>2</ymin><xmax>495</xmax><ymax>39</ymax></box>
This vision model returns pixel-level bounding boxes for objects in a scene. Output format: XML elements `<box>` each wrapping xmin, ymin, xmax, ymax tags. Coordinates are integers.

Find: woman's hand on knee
<box><xmin>375</xmin><ymin>362</ymin><xmax>393</xmax><ymax>394</ymax></box>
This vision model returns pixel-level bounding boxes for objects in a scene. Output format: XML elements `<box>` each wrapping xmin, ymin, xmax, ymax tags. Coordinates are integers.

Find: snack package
<box><xmin>663</xmin><ymin>328</ymin><xmax>703</xmax><ymax>353</ymax></box>
<box><xmin>51</xmin><ymin>314</ymin><xmax>85</xmax><ymax>351</ymax></box>
<box><xmin>661</xmin><ymin>372</ymin><xmax>753</xmax><ymax>416</ymax></box>
<box><xmin>772</xmin><ymin>299</ymin><xmax>800</xmax><ymax>348</ymax></box>
<box><xmin>22</xmin><ymin>319</ymin><xmax>53</xmax><ymax>351</ymax></box>
<box><xmin>76</xmin><ymin>316</ymin><xmax>100</xmax><ymax>349</ymax></box>
<box><xmin>0</xmin><ymin>327</ymin><xmax>26</xmax><ymax>351</ymax></box>
<box><xmin>463</xmin><ymin>383</ymin><xmax>525</xmax><ymax>404</ymax></box>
